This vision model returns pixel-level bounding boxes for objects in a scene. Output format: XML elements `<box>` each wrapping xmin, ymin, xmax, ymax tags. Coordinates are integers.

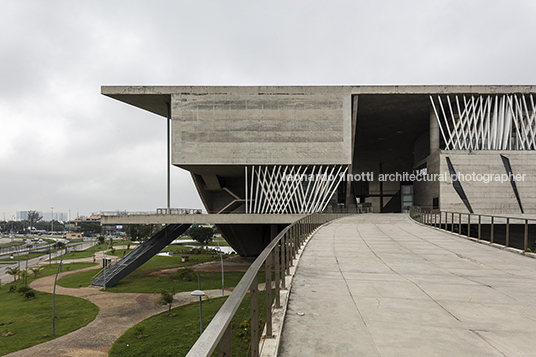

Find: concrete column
<box><xmin>430</xmin><ymin>106</ymin><xmax>440</xmax><ymax>153</ymax></box>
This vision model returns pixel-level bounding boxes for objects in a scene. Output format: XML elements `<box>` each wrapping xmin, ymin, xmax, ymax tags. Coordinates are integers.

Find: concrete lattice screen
<box><xmin>245</xmin><ymin>165</ymin><xmax>348</xmax><ymax>214</ymax></box>
<box><xmin>431</xmin><ymin>94</ymin><xmax>536</xmax><ymax>151</ymax></box>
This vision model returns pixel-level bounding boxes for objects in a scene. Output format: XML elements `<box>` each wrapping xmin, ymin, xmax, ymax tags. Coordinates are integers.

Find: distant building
<box><xmin>71</xmin><ymin>214</ymin><xmax>101</xmax><ymax>227</ymax></box>
<box><xmin>17</xmin><ymin>211</ymin><xmax>43</xmax><ymax>220</ymax></box>
<box><xmin>43</xmin><ymin>211</ymin><xmax>68</xmax><ymax>222</ymax></box>
<box><xmin>66</xmin><ymin>232</ymin><xmax>83</xmax><ymax>239</ymax></box>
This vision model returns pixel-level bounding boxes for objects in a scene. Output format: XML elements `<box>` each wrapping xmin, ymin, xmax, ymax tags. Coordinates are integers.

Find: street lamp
<box><xmin>51</xmin><ymin>207</ymin><xmax>54</xmax><ymax>234</ymax></box>
<box><xmin>191</xmin><ymin>289</ymin><xmax>206</xmax><ymax>334</ymax></box>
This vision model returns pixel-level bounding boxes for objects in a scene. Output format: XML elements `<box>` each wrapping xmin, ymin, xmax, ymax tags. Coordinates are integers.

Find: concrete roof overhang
<box><xmin>102</xmin><ymin>85</ymin><xmax>536</xmax><ymax>119</ymax></box>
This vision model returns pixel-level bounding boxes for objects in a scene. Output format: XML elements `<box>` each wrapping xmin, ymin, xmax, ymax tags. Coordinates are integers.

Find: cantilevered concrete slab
<box><xmin>279</xmin><ymin>214</ymin><xmax>536</xmax><ymax>356</ymax></box>
<box><xmin>101</xmin><ymin>213</ymin><xmax>306</xmax><ymax>225</ymax></box>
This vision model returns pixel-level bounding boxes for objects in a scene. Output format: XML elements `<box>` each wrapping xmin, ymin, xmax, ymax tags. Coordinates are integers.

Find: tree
<box><xmin>155</xmin><ymin>289</ymin><xmax>175</xmax><ymax>315</ymax></box>
<box><xmin>30</xmin><ymin>266</ymin><xmax>44</xmax><ymax>278</ymax></box>
<box><xmin>79</xmin><ymin>223</ymin><xmax>102</xmax><ymax>235</ymax></box>
<box><xmin>17</xmin><ymin>270</ymin><xmax>27</xmax><ymax>282</ymax></box>
<box><xmin>189</xmin><ymin>226</ymin><xmax>213</xmax><ymax>245</ymax></box>
<box><xmin>125</xmin><ymin>224</ymin><xmax>154</xmax><ymax>243</ymax></box>
<box><xmin>6</xmin><ymin>267</ymin><xmax>20</xmax><ymax>282</ymax></box>
<box><xmin>27</xmin><ymin>210</ymin><xmax>42</xmax><ymax>231</ymax></box>
<box><xmin>97</xmin><ymin>235</ymin><xmax>105</xmax><ymax>246</ymax></box>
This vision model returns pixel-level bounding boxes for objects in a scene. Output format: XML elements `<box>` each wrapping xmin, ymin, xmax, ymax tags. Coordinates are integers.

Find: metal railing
<box><xmin>99</xmin><ymin>206</ymin><xmax>370</xmax><ymax>217</ymax></box>
<box><xmin>100</xmin><ymin>208</ymin><xmax>203</xmax><ymax>216</ymax></box>
<box><xmin>410</xmin><ymin>206</ymin><xmax>536</xmax><ymax>251</ymax></box>
<box><xmin>186</xmin><ymin>212</ymin><xmax>357</xmax><ymax>357</ymax></box>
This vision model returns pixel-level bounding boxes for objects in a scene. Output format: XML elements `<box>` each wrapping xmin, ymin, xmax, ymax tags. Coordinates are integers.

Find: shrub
<box><xmin>17</xmin><ymin>286</ymin><xmax>32</xmax><ymax>294</ymax></box>
<box><xmin>175</xmin><ymin>268</ymin><xmax>196</xmax><ymax>282</ymax></box>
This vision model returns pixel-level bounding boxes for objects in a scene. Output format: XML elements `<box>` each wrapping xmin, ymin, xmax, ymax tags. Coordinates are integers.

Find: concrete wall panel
<box><xmin>439</xmin><ymin>151</ymin><xmax>536</xmax><ymax>214</ymax></box>
<box><xmin>170</xmin><ymin>88</ymin><xmax>351</xmax><ymax>166</ymax></box>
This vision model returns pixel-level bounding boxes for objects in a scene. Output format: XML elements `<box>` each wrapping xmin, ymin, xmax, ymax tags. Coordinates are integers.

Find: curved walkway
<box><xmin>7</xmin><ymin>263</ymin><xmax>228</xmax><ymax>356</ymax></box>
<box><xmin>279</xmin><ymin>214</ymin><xmax>536</xmax><ymax>357</ymax></box>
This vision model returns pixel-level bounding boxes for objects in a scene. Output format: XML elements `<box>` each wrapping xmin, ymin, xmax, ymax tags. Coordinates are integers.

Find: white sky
<box><xmin>1</xmin><ymin>0</ymin><xmax>535</xmax><ymax>219</ymax></box>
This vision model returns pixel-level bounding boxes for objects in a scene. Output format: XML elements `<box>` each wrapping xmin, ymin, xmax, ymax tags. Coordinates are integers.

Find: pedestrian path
<box><xmin>278</xmin><ymin>214</ymin><xmax>536</xmax><ymax>357</ymax></box>
<box><xmin>6</xmin><ymin>263</ymin><xmax>228</xmax><ymax>356</ymax></box>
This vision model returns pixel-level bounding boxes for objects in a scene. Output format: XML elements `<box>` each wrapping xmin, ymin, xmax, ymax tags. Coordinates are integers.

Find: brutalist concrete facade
<box><xmin>103</xmin><ymin>85</ymin><xmax>536</xmax><ymax>255</ymax></box>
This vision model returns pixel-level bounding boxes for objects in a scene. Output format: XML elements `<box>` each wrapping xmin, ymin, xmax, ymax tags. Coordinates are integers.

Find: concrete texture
<box><xmin>170</xmin><ymin>87</ymin><xmax>352</xmax><ymax>166</ymax></box>
<box><xmin>439</xmin><ymin>151</ymin><xmax>536</xmax><ymax>214</ymax></box>
<box><xmin>278</xmin><ymin>214</ymin><xmax>536</xmax><ymax>356</ymax></box>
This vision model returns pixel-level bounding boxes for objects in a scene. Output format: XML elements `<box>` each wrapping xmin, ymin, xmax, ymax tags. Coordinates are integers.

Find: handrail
<box><xmin>186</xmin><ymin>212</ymin><xmax>357</xmax><ymax>357</ymax></box>
<box><xmin>410</xmin><ymin>206</ymin><xmax>536</xmax><ymax>252</ymax></box>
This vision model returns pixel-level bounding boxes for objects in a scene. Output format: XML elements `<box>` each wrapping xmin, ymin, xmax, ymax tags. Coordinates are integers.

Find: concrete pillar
<box><xmin>430</xmin><ymin>106</ymin><xmax>440</xmax><ymax>153</ymax></box>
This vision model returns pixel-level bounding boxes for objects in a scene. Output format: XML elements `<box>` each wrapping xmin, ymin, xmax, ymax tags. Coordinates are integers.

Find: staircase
<box><xmin>92</xmin><ymin>224</ymin><xmax>190</xmax><ymax>287</ymax></box>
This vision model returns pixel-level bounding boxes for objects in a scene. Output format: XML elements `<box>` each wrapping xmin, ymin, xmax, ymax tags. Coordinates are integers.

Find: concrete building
<box><xmin>102</xmin><ymin>85</ymin><xmax>536</xmax><ymax>255</ymax></box>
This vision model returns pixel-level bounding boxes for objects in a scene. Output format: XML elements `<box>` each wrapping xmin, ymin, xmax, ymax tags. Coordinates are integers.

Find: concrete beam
<box><xmin>101</xmin><ymin>214</ymin><xmax>306</xmax><ymax>225</ymax></box>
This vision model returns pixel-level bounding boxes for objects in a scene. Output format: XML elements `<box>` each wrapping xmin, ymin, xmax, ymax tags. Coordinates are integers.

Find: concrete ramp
<box><xmin>278</xmin><ymin>214</ymin><xmax>536</xmax><ymax>356</ymax></box>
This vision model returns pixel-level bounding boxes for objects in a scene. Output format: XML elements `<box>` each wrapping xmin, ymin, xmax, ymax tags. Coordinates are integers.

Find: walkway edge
<box><xmin>259</xmin><ymin>222</ymin><xmax>330</xmax><ymax>357</ymax></box>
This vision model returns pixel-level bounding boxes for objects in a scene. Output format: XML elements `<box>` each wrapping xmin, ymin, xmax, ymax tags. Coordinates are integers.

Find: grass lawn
<box><xmin>60</xmin><ymin>247</ymin><xmax>103</xmax><ymax>260</ymax></box>
<box><xmin>0</xmin><ymin>252</ymin><xmax>51</xmax><ymax>262</ymax></box>
<box><xmin>109</xmin><ymin>288</ymin><xmax>270</xmax><ymax>357</ymax></box>
<box><xmin>109</xmin><ymin>297</ymin><xmax>228</xmax><ymax>357</ymax></box>
<box><xmin>104</xmin><ymin>269</ymin><xmax>246</xmax><ymax>294</ymax></box>
<box><xmin>0</xmin><ymin>241</ymin><xmax>25</xmax><ymax>249</ymax></box>
<box><xmin>58</xmin><ymin>254</ymin><xmax>245</xmax><ymax>294</ymax></box>
<box><xmin>57</xmin><ymin>269</ymin><xmax>101</xmax><ymax>288</ymax></box>
<box><xmin>0</xmin><ymin>246</ymin><xmax>78</xmax><ymax>262</ymax></box>
<box><xmin>3</xmin><ymin>262</ymin><xmax>99</xmax><ymax>286</ymax></box>
<box><xmin>0</xmin><ymin>263</ymin><xmax>100</xmax><ymax>356</ymax></box>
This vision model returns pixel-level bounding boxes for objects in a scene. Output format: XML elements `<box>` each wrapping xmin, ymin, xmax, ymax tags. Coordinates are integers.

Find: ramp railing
<box><xmin>410</xmin><ymin>206</ymin><xmax>536</xmax><ymax>252</ymax></box>
<box><xmin>185</xmin><ymin>212</ymin><xmax>357</xmax><ymax>357</ymax></box>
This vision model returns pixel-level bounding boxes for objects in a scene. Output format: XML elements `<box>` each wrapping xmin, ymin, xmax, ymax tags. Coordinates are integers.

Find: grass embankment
<box><xmin>0</xmin><ymin>263</ymin><xmax>99</xmax><ymax>356</ymax></box>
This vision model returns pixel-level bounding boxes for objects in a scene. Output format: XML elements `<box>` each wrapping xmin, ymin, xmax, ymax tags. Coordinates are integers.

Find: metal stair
<box><xmin>91</xmin><ymin>224</ymin><xmax>190</xmax><ymax>287</ymax></box>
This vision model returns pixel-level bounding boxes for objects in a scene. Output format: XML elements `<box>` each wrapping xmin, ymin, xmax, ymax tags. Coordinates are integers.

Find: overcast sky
<box><xmin>1</xmin><ymin>0</ymin><xmax>535</xmax><ymax>220</ymax></box>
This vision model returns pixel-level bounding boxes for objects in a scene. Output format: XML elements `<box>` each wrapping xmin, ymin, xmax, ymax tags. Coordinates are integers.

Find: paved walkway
<box><xmin>278</xmin><ymin>214</ymin><xmax>536</xmax><ymax>357</ymax></box>
<box><xmin>6</xmin><ymin>264</ymin><xmax>228</xmax><ymax>356</ymax></box>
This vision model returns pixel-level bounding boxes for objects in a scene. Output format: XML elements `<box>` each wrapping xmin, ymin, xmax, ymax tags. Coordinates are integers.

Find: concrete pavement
<box><xmin>278</xmin><ymin>214</ymin><xmax>536</xmax><ymax>357</ymax></box>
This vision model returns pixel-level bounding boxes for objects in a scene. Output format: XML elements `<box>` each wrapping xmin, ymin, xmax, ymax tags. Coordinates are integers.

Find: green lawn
<box><xmin>2</xmin><ymin>262</ymin><xmax>98</xmax><ymax>285</ymax></box>
<box><xmin>58</xmin><ymin>254</ymin><xmax>245</xmax><ymax>294</ymax></box>
<box><xmin>109</xmin><ymin>297</ymin><xmax>228</xmax><ymax>357</ymax></box>
<box><xmin>57</xmin><ymin>269</ymin><xmax>101</xmax><ymax>288</ymax></box>
<box><xmin>0</xmin><ymin>252</ymin><xmax>53</xmax><ymax>262</ymax></box>
<box><xmin>0</xmin><ymin>241</ymin><xmax>25</xmax><ymax>249</ymax></box>
<box><xmin>60</xmin><ymin>246</ymin><xmax>104</xmax><ymax>260</ymax></box>
<box><xmin>109</xmin><ymin>288</ymin><xmax>269</xmax><ymax>357</ymax></box>
<box><xmin>0</xmin><ymin>245</ymin><xmax>79</xmax><ymax>262</ymax></box>
<box><xmin>0</xmin><ymin>263</ymin><xmax>100</xmax><ymax>356</ymax></box>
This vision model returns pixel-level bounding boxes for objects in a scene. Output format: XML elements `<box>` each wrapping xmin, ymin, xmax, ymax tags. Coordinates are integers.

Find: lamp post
<box><xmin>217</xmin><ymin>241</ymin><xmax>224</xmax><ymax>297</ymax></box>
<box><xmin>191</xmin><ymin>290</ymin><xmax>205</xmax><ymax>334</ymax></box>
<box><xmin>51</xmin><ymin>207</ymin><xmax>54</xmax><ymax>234</ymax></box>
